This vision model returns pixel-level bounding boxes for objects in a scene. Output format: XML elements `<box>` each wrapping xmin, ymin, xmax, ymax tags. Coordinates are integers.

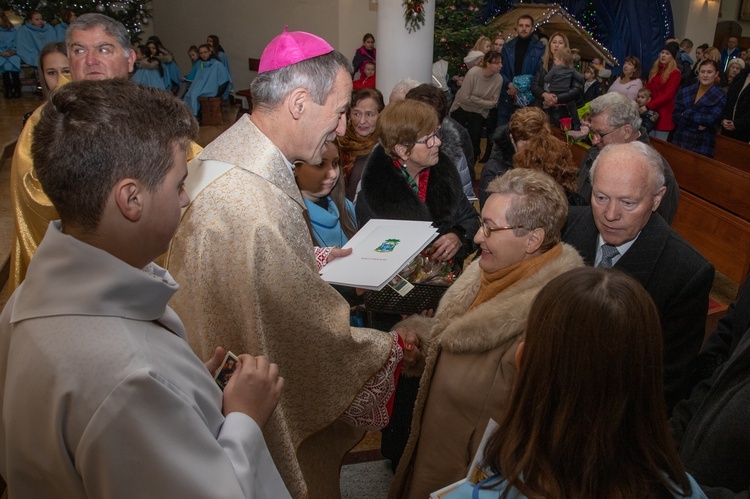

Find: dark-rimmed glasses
<box><xmin>589</xmin><ymin>124</ymin><xmax>623</xmax><ymax>140</ymax></box>
<box><xmin>480</xmin><ymin>221</ymin><xmax>524</xmax><ymax>238</ymax></box>
<box><xmin>403</xmin><ymin>127</ymin><xmax>442</xmax><ymax>148</ymax></box>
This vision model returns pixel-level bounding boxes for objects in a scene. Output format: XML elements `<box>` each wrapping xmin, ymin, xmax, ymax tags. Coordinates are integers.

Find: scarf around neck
<box><xmin>468</xmin><ymin>242</ymin><xmax>563</xmax><ymax>311</ymax></box>
<box><xmin>338</xmin><ymin>123</ymin><xmax>377</xmax><ymax>181</ymax></box>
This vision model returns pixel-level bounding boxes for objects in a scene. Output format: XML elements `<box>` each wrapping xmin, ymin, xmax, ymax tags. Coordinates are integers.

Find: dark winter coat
<box><xmin>356</xmin><ymin>145</ymin><xmax>480</xmax><ymax>266</ymax></box>
<box><xmin>722</xmin><ymin>67</ymin><xmax>750</xmax><ymax>142</ymax></box>
<box><xmin>479</xmin><ymin>125</ymin><xmax>515</xmax><ymax>209</ymax></box>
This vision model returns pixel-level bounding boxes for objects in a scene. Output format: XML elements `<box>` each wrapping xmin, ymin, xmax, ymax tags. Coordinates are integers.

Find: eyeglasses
<box><xmin>480</xmin><ymin>221</ymin><xmax>524</xmax><ymax>238</ymax></box>
<box><xmin>403</xmin><ymin>127</ymin><xmax>442</xmax><ymax>148</ymax></box>
<box><xmin>589</xmin><ymin>124</ymin><xmax>623</xmax><ymax>140</ymax></box>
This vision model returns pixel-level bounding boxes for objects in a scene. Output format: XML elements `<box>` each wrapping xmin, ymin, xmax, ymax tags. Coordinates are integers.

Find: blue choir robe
<box><xmin>184</xmin><ymin>58</ymin><xmax>231</xmax><ymax>116</ymax></box>
<box><xmin>54</xmin><ymin>22</ymin><xmax>67</xmax><ymax>43</ymax></box>
<box><xmin>132</xmin><ymin>66</ymin><xmax>169</xmax><ymax>90</ymax></box>
<box><xmin>0</xmin><ymin>26</ymin><xmax>21</xmax><ymax>73</ymax></box>
<box><xmin>15</xmin><ymin>21</ymin><xmax>56</xmax><ymax>67</ymax></box>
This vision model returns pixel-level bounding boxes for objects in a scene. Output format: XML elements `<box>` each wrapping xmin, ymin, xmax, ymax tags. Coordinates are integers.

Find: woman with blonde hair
<box><xmin>531</xmin><ymin>32</ymin><xmax>582</xmax><ymax>128</ymax></box>
<box><xmin>645</xmin><ymin>41</ymin><xmax>682</xmax><ymax>140</ymax></box>
<box><xmin>444</xmin><ymin>267</ymin><xmax>705</xmax><ymax>499</ymax></box>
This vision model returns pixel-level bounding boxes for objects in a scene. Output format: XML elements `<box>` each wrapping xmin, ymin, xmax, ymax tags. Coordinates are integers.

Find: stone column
<box><xmin>376</xmin><ymin>0</ymin><xmax>435</xmax><ymax>103</ymax></box>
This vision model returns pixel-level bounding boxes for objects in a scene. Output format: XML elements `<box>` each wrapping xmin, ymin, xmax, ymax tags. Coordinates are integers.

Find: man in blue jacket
<box><xmin>498</xmin><ymin>15</ymin><xmax>545</xmax><ymax>126</ymax></box>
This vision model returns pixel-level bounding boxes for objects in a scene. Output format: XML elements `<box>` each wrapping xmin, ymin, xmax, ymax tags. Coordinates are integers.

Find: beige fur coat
<box><xmin>389</xmin><ymin>244</ymin><xmax>583</xmax><ymax>499</ymax></box>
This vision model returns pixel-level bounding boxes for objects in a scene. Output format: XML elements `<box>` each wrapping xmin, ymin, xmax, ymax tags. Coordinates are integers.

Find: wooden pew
<box><xmin>649</xmin><ymin>136</ymin><xmax>750</xmax><ymax>221</ymax></box>
<box><xmin>713</xmin><ymin>134</ymin><xmax>750</xmax><ymax>175</ymax></box>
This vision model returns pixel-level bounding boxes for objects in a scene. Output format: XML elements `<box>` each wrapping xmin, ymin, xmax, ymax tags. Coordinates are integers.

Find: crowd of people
<box><xmin>0</xmin><ymin>9</ymin><xmax>749</xmax><ymax>499</ymax></box>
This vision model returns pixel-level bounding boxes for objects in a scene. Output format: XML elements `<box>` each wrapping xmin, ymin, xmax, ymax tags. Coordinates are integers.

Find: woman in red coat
<box><xmin>644</xmin><ymin>42</ymin><xmax>682</xmax><ymax>140</ymax></box>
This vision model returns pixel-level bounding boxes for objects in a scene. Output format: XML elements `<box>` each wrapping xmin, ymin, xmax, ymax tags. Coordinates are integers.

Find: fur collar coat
<box><xmin>389</xmin><ymin>244</ymin><xmax>584</xmax><ymax>499</ymax></box>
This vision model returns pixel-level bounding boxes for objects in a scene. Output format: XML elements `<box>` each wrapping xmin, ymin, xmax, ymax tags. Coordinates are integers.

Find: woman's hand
<box><xmin>722</xmin><ymin>119</ymin><xmax>736</xmax><ymax>131</ymax></box>
<box><xmin>394</xmin><ymin>327</ymin><xmax>421</xmax><ymax>369</ymax></box>
<box><xmin>429</xmin><ymin>233</ymin><xmax>461</xmax><ymax>262</ymax></box>
<box><xmin>542</xmin><ymin>92</ymin><xmax>557</xmax><ymax>106</ymax></box>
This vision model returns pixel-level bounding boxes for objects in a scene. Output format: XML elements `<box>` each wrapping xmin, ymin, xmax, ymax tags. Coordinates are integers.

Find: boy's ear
<box><xmin>113</xmin><ymin>178</ymin><xmax>144</xmax><ymax>222</ymax></box>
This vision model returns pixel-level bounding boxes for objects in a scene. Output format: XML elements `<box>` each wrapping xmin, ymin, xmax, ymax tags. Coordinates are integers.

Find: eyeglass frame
<box><xmin>480</xmin><ymin>221</ymin><xmax>524</xmax><ymax>238</ymax></box>
<box><xmin>589</xmin><ymin>123</ymin><xmax>624</xmax><ymax>140</ymax></box>
<box><xmin>402</xmin><ymin>126</ymin><xmax>443</xmax><ymax>148</ymax></box>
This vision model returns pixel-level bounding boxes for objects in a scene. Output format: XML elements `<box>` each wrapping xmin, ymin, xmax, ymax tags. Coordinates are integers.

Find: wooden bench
<box><xmin>713</xmin><ymin>134</ymin><xmax>750</xmax><ymax>175</ymax></box>
<box><xmin>197</xmin><ymin>97</ymin><xmax>223</xmax><ymax>126</ymax></box>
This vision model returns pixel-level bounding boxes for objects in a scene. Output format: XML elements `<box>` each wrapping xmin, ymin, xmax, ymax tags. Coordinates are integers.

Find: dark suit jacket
<box><xmin>671</xmin><ymin>275</ymin><xmax>750</xmax><ymax>497</ymax></box>
<box><xmin>563</xmin><ymin>207</ymin><xmax>715</xmax><ymax>413</ymax></box>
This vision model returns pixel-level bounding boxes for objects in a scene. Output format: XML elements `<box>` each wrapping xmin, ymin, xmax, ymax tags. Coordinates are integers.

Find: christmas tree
<box><xmin>434</xmin><ymin>0</ymin><xmax>512</xmax><ymax>76</ymax></box>
<box><xmin>1</xmin><ymin>0</ymin><xmax>152</xmax><ymax>43</ymax></box>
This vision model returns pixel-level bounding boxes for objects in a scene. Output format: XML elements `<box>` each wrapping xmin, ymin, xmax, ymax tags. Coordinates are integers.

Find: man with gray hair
<box><xmin>167</xmin><ymin>29</ymin><xmax>419</xmax><ymax>499</ymax></box>
<box><xmin>9</xmin><ymin>13</ymin><xmax>200</xmax><ymax>292</ymax></box>
<box><xmin>578</xmin><ymin>91</ymin><xmax>679</xmax><ymax>224</ymax></box>
<box><xmin>563</xmin><ymin>141</ymin><xmax>713</xmax><ymax>414</ymax></box>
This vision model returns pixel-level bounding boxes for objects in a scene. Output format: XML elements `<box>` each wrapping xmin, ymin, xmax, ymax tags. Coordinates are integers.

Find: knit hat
<box><xmin>463</xmin><ymin>50</ymin><xmax>484</xmax><ymax>64</ymax></box>
<box><xmin>663</xmin><ymin>41</ymin><xmax>679</xmax><ymax>61</ymax></box>
<box><xmin>729</xmin><ymin>58</ymin><xmax>746</xmax><ymax>70</ymax></box>
<box><xmin>258</xmin><ymin>27</ymin><xmax>334</xmax><ymax>73</ymax></box>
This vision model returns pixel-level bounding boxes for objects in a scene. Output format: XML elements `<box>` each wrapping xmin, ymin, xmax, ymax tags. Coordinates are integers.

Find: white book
<box><xmin>319</xmin><ymin>219</ymin><xmax>439</xmax><ymax>291</ymax></box>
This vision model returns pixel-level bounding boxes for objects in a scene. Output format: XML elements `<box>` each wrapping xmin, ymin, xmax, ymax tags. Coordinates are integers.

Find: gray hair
<box><xmin>485</xmin><ymin>168</ymin><xmax>568</xmax><ymax>253</ymax></box>
<box><xmin>66</xmin><ymin>13</ymin><xmax>133</xmax><ymax>58</ymax></box>
<box><xmin>389</xmin><ymin>77</ymin><xmax>421</xmax><ymax>102</ymax></box>
<box><xmin>250</xmin><ymin>51</ymin><xmax>351</xmax><ymax>110</ymax></box>
<box><xmin>590</xmin><ymin>142</ymin><xmax>665</xmax><ymax>195</ymax></box>
<box><xmin>588</xmin><ymin>92</ymin><xmax>642</xmax><ymax>131</ymax></box>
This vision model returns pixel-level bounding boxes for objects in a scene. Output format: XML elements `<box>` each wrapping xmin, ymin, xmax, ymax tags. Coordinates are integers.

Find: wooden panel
<box><xmin>713</xmin><ymin>135</ymin><xmax>750</xmax><ymax>176</ymax></box>
<box><xmin>672</xmin><ymin>190</ymin><xmax>750</xmax><ymax>283</ymax></box>
<box><xmin>649</xmin><ymin>136</ymin><xmax>750</xmax><ymax>221</ymax></box>
<box><xmin>248</xmin><ymin>58</ymin><xmax>260</xmax><ymax>72</ymax></box>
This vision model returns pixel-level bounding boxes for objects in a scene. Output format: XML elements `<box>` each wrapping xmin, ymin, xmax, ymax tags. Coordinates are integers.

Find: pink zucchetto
<box><xmin>258</xmin><ymin>26</ymin><xmax>335</xmax><ymax>73</ymax></box>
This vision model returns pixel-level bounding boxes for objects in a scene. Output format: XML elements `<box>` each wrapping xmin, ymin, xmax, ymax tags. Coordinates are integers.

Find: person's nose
<box><xmin>603</xmin><ymin>201</ymin><xmax>619</xmax><ymax>221</ymax></box>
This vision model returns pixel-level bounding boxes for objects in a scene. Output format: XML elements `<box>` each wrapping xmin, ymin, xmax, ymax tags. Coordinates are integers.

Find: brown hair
<box><xmin>554</xmin><ymin>47</ymin><xmax>573</xmax><ymax>68</ymax></box>
<box><xmin>406</xmin><ymin>83</ymin><xmax>449</xmax><ymax>122</ymax></box>
<box><xmin>32</xmin><ymin>79</ymin><xmax>198</xmax><ymax>232</ymax></box>
<box><xmin>479</xmin><ymin>50</ymin><xmax>503</xmax><ymax>67</ymax></box>
<box><xmin>376</xmin><ymin>100</ymin><xmax>438</xmax><ymax>158</ymax></box>
<box><xmin>38</xmin><ymin>42</ymin><xmax>69</xmax><ymax>98</ymax></box>
<box><xmin>351</xmin><ymin>87</ymin><xmax>384</xmax><ymax>113</ymax></box>
<box><xmin>482</xmin><ymin>267</ymin><xmax>691</xmax><ymax>498</ymax></box>
<box><xmin>623</xmin><ymin>55</ymin><xmax>642</xmax><ymax>79</ymax></box>
<box><xmin>509</xmin><ymin>107</ymin><xmax>577</xmax><ymax>193</ymax></box>
<box><xmin>485</xmin><ymin>168</ymin><xmax>567</xmax><ymax>252</ymax></box>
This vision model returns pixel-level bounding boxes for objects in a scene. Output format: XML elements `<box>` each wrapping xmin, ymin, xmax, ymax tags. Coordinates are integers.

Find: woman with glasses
<box><xmin>449</xmin><ymin>50</ymin><xmax>504</xmax><ymax>171</ymax></box>
<box><xmin>357</xmin><ymin>99</ymin><xmax>479</xmax><ymax>268</ymax></box>
<box><xmin>388</xmin><ymin>168</ymin><xmax>583</xmax><ymax>499</ymax></box>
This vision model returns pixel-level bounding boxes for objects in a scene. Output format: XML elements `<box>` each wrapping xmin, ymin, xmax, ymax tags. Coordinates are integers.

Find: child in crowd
<box><xmin>352</xmin><ymin>33</ymin><xmax>375</xmax><ymax>77</ymax></box>
<box><xmin>0</xmin><ymin>77</ymin><xmax>289</xmax><ymax>498</ymax></box>
<box><xmin>177</xmin><ymin>45</ymin><xmax>200</xmax><ymax>99</ymax></box>
<box><xmin>636</xmin><ymin>87</ymin><xmax>659</xmax><ymax>133</ymax></box>
<box><xmin>206</xmin><ymin>34</ymin><xmax>231</xmax><ymax>98</ymax></box>
<box><xmin>0</xmin><ymin>10</ymin><xmax>22</xmax><ymax>99</ymax></box>
<box><xmin>353</xmin><ymin>60</ymin><xmax>375</xmax><ymax>90</ymax></box>
<box><xmin>147</xmin><ymin>36</ymin><xmax>180</xmax><ymax>89</ymax></box>
<box><xmin>15</xmin><ymin>10</ymin><xmax>56</xmax><ymax>68</ymax></box>
<box><xmin>581</xmin><ymin>65</ymin><xmax>600</xmax><ymax>104</ymax></box>
<box><xmin>22</xmin><ymin>42</ymin><xmax>68</xmax><ymax>126</ymax></box>
<box><xmin>132</xmin><ymin>44</ymin><xmax>168</xmax><ymax>90</ymax></box>
<box><xmin>543</xmin><ymin>47</ymin><xmax>583</xmax><ymax>129</ymax></box>
<box><xmin>183</xmin><ymin>43</ymin><xmax>231</xmax><ymax>117</ymax></box>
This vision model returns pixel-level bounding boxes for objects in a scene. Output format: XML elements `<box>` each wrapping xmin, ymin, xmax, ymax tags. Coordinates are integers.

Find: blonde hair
<box><xmin>472</xmin><ymin>35</ymin><xmax>491</xmax><ymax>53</ymax></box>
<box><xmin>554</xmin><ymin>47</ymin><xmax>573</xmax><ymax>68</ymax></box>
<box><xmin>542</xmin><ymin>32</ymin><xmax>570</xmax><ymax>71</ymax></box>
<box><xmin>648</xmin><ymin>55</ymin><xmax>677</xmax><ymax>83</ymax></box>
<box><xmin>704</xmin><ymin>47</ymin><xmax>721</xmax><ymax>64</ymax></box>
